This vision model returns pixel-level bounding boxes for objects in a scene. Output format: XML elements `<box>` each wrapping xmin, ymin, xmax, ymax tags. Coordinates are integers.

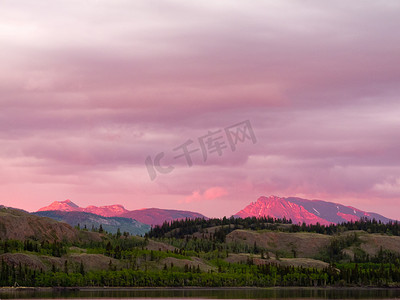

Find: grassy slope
<box><xmin>0</xmin><ymin>207</ymin><xmax>101</xmax><ymax>243</ymax></box>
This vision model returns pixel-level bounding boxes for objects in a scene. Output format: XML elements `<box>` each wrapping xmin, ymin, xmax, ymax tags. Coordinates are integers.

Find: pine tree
<box><xmin>64</xmin><ymin>260</ymin><xmax>68</xmax><ymax>274</ymax></box>
<box><xmin>79</xmin><ymin>261</ymin><xmax>85</xmax><ymax>275</ymax></box>
<box><xmin>105</xmin><ymin>242</ymin><xmax>113</xmax><ymax>257</ymax></box>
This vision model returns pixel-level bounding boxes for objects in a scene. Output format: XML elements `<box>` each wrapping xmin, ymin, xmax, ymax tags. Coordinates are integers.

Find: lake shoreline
<box><xmin>2</xmin><ymin>286</ymin><xmax>400</xmax><ymax>292</ymax></box>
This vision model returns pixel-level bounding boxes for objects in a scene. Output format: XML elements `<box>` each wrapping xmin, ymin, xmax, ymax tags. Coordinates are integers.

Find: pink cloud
<box><xmin>181</xmin><ymin>187</ymin><xmax>229</xmax><ymax>204</ymax></box>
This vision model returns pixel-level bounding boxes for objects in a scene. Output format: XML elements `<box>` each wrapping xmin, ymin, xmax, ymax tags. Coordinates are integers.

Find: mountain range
<box><xmin>37</xmin><ymin>200</ymin><xmax>128</xmax><ymax>217</ymax></box>
<box><xmin>34</xmin><ymin>196</ymin><xmax>394</xmax><ymax>231</ymax></box>
<box><xmin>37</xmin><ymin>200</ymin><xmax>206</xmax><ymax>226</ymax></box>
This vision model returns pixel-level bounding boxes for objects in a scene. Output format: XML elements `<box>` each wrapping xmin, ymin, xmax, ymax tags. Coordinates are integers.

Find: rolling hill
<box><xmin>0</xmin><ymin>206</ymin><xmax>101</xmax><ymax>242</ymax></box>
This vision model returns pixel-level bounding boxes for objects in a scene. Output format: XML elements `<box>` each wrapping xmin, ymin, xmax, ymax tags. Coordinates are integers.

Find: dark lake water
<box><xmin>1</xmin><ymin>288</ymin><xmax>400</xmax><ymax>299</ymax></box>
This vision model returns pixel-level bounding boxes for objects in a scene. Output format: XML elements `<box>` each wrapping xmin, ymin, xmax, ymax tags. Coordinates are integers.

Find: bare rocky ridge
<box><xmin>234</xmin><ymin>195</ymin><xmax>392</xmax><ymax>225</ymax></box>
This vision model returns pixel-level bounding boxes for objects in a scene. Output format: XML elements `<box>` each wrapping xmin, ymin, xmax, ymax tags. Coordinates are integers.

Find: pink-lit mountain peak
<box><xmin>234</xmin><ymin>195</ymin><xmax>392</xmax><ymax>225</ymax></box>
<box><xmin>37</xmin><ymin>199</ymin><xmax>80</xmax><ymax>212</ymax></box>
<box><xmin>37</xmin><ymin>200</ymin><xmax>128</xmax><ymax>217</ymax></box>
<box><xmin>61</xmin><ymin>199</ymin><xmax>79</xmax><ymax>208</ymax></box>
<box><xmin>84</xmin><ymin>204</ymin><xmax>128</xmax><ymax>217</ymax></box>
<box><xmin>236</xmin><ymin>195</ymin><xmax>331</xmax><ymax>225</ymax></box>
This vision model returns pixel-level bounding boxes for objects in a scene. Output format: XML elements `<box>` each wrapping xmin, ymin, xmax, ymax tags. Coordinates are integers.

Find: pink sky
<box><xmin>1</xmin><ymin>1</ymin><xmax>400</xmax><ymax>219</ymax></box>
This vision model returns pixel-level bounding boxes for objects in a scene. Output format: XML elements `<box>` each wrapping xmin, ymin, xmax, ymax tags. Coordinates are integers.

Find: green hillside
<box><xmin>1</xmin><ymin>209</ymin><xmax>400</xmax><ymax>287</ymax></box>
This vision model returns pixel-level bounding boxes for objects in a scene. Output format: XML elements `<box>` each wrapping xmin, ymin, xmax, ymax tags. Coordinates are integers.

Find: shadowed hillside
<box><xmin>0</xmin><ymin>206</ymin><xmax>101</xmax><ymax>243</ymax></box>
<box><xmin>33</xmin><ymin>210</ymin><xmax>150</xmax><ymax>236</ymax></box>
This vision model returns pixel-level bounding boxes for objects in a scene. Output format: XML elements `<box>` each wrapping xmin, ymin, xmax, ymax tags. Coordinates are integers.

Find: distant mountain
<box><xmin>37</xmin><ymin>200</ymin><xmax>207</xmax><ymax>226</ymax></box>
<box><xmin>234</xmin><ymin>195</ymin><xmax>392</xmax><ymax>225</ymax></box>
<box><xmin>37</xmin><ymin>199</ymin><xmax>81</xmax><ymax>212</ymax></box>
<box><xmin>37</xmin><ymin>200</ymin><xmax>129</xmax><ymax>217</ymax></box>
<box><xmin>0</xmin><ymin>206</ymin><xmax>101</xmax><ymax>242</ymax></box>
<box><xmin>82</xmin><ymin>205</ymin><xmax>128</xmax><ymax>217</ymax></box>
<box><xmin>33</xmin><ymin>211</ymin><xmax>151</xmax><ymax>235</ymax></box>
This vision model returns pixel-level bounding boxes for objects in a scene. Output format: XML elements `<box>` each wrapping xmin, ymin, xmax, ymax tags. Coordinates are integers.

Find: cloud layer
<box><xmin>1</xmin><ymin>0</ymin><xmax>400</xmax><ymax>218</ymax></box>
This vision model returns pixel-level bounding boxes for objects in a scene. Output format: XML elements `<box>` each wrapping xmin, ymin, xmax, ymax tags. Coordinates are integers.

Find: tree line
<box><xmin>148</xmin><ymin>217</ymin><xmax>400</xmax><ymax>239</ymax></box>
<box><xmin>2</xmin><ymin>259</ymin><xmax>400</xmax><ymax>287</ymax></box>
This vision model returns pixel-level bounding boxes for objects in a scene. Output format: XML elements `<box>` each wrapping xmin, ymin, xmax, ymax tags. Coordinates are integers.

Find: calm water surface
<box><xmin>1</xmin><ymin>288</ymin><xmax>400</xmax><ymax>300</ymax></box>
